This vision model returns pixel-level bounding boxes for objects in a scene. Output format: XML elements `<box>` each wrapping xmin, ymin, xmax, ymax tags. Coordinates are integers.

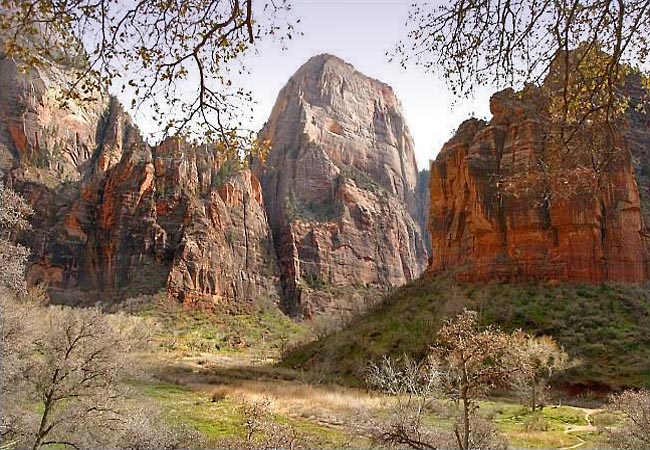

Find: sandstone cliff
<box><xmin>259</xmin><ymin>54</ymin><xmax>428</xmax><ymax>314</ymax></box>
<box><xmin>1</xmin><ymin>50</ymin><xmax>428</xmax><ymax>312</ymax></box>
<box><xmin>166</xmin><ymin>167</ymin><xmax>279</xmax><ymax>304</ymax></box>
<box><xmin>0</xmin><ymin>52</ymin><xmax>280</xmax><ymax>304</ymax></box>
<box><xmin>429</xmin><ymin>86</ymin><xmax>650</xmax><ymax>282</ymax></box>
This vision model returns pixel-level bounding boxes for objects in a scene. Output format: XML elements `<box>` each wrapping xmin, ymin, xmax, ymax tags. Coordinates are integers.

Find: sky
<box><xmin>236</xmin><ymin>0</ymin><xmax>495</xmax><ymax>170</ymax></box>
<box><xmin>133</xmin><ymin>0</ymin><xmax>495</xmax><ymax>171</ymax></box>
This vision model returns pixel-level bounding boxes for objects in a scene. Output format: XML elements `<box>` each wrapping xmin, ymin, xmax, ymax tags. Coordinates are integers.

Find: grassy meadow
<box><xmin>118</xmin><ymin>280</ymin><xmax>648</xmax><ymax>449</ymax></box>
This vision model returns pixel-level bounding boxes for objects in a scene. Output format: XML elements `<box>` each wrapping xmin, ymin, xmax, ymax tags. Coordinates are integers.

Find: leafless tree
<box><xmin>0</xmin><ymin>183</ymin><xmax>33</xmax><ymax>293</ymax></box>
<box><xmin>1</xmin><ymin>293</ymin><xmax>198</xmax><ymax>449</ymax></box>
<box><xmin>366</xmin><ymin>355</ymin><xmax>448</xmax><ymax>449</ymax></box>
<box><xmin>235</xmin><ymin>397</ymin><xmax>323</xmax><ymax>449</ymax></box>
<box><xmin>365</xmin><ymin>311</ymin><xmax>523</xmax><ymax>450</ymax></box>
<box><xmin>0</xmin><ymin>0</ymin><xmax>298</xmax><ymax>143</ymax></box>
<box><xmin>511</xmin><ymin>334</ymin><xmax>572</xmax><ymax>412</ymax></box>
<box><xmin>431</xmin><ymin>310</ymin><xmax>524</xmax><ymax>450</ymax></box>
<box><xmin>606</xmin><ymin>389</ymin><xmax>650</xmax><ymax>449</ymax></box>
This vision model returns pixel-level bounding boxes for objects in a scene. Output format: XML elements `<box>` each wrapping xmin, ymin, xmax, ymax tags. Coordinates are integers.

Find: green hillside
<box><xmin>282</xmin><ymin>276</ymin><xmax>650</xmax><ymax>391</ymax></box>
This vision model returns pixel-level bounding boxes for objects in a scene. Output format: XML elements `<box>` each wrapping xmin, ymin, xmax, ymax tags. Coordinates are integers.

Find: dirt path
<box><xmin>560</xmin><ymin>408</ymin><xmax>601</xmax><ymax>449</ymax></box>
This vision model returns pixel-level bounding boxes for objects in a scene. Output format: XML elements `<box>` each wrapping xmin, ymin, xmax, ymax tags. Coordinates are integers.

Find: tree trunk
<box><xmin>532</xmin><ymin>382</ymin><xmax>537</xmax><ymax>412</ymax></box>
<box><xmin>31</xmin><ymin>398</ymin><xmax>52</xmax><ymax>450</ymax></box>
<box><xmin>462</xmin><ymin>388</ymin><xmax>470</xmax><ymax>450</ymax></box>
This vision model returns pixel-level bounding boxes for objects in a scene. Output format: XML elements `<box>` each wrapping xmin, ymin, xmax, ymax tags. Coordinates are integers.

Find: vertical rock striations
<box><xmin>0</xmin><ymin>51</ymin><xmax>280</xmax><ymax>303</ymax></box>
<box><xmin>167</xmin><ymin>168</ymin><xmax>279</xmax><ymax>304</ymax></box>
<box><xmin>428</xmin><ymin>87</ymin><xmax>650</xmax><ymax>283</ymax></box>
<box><xmin>260</xmin><ymin>54</ymin><xmax>428</xmax><ymax>314</ymax></box>
<box><xmin>1</xmin><ymin>50</ymin><xmax>428</xmax><ymax>311</ymax></box>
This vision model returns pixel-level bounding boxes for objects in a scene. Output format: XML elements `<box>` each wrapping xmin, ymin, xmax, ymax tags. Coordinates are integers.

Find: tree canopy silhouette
<box><xmin>397</xmin><ymin>0</ymin><xmax>650</xmax><ymax>197</ymax></box>
<box><xmin>0</xmin><ymin>0</ymin><xmax>297</xmax><ymax>144</ymax></box>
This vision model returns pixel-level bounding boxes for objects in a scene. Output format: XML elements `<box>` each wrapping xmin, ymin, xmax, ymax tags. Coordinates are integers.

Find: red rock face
<box><xmin>1</xmin><ymin>50</ymin><xmax>428</xmax><ymax>312</ymax></box>
<box><xmin>0</xmin><ymin>53</ymin><xmax>106</xmax><ymax>179</ymax></box>
<box><xmin>260</xmin><ymin>54</ymin><xmax>428</xmax><ymax>314</ymax></box>
<box><xmin>0</xmin><ymin>53</ymin><xmax>280</xmax><ymax>304</ymax></box>
<box><xmin>166</xmin><ymin>170</ymin><xmax>279</xmax><ymax>304</ymax></box>
<box><xmin>429</xmin><ymin>88</ymin><xmax>650</xmax><ymax>283</ymax></box>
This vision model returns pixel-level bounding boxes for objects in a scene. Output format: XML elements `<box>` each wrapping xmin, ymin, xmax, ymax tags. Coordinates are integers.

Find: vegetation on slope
<box><xmin>127</xmin><ymin>292</ymin><xmax>310</xmax><ymax>359</ymax></box>
<box><xmin>282</xmin><ymin>276</ymin><xmax>650</xmax><ymax>390</ymax></box>
<box><xmin>129</xmin><ymin>295</ymin><xmax>615</xmax><ymax>449</ymax></box>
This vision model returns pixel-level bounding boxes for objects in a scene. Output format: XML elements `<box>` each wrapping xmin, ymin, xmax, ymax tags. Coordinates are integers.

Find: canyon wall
<box><xmin>259</xmin><ymin>54</ymin><xmax>428</xmax><ymax>314</ymax></box>
<box><xmin>1</xmin><ymin>50</ymin><xmax>428</xmax><ymax>313</ymax></box>
<box><xmin>0</xmin><ymin>52</ymin><xmax>280</xmax><ymax>304</ymax></box>
<box><xmin>428</xmin><ymin>86</ymin><xmax>650</xmax><ymax>282</ymax></box>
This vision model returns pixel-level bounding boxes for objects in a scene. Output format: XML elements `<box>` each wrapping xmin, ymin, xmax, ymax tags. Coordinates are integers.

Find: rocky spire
<box><xmin>259</xmin><ymin>54</ymin><xmax>428</xmax><ymax>315</ymax></box>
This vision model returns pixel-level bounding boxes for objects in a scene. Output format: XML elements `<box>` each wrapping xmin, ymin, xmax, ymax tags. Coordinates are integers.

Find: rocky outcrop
<box><xmin>167</xmin><ymin>169</ymin><xmax>279</xmax><ymax>304</ymax></box>
<box><xmin>0</xmin><ymin>48</ymin><xmax>107</xmax><ymax>179</ymax></box>
<box><xmin>428</xmin><ymin>86</ymin><xmax>650</xmax><ymax>283</ymax></box>
<box><xmin>1</xmin><ymin>50</ymin><xmax>428</xmax><ymax>312</ymax></box>
<box><xmin>0</xmin><ymin>51</ymin><xmax>280</xmax><ymax>304</ymax></box>
<box><xmin>259</xmin><ymin>54</ymin><xmax>428</xmax><ymax>314</ymax></box>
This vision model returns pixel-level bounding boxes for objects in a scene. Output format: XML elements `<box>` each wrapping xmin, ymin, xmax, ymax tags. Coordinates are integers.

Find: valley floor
<box><xmin>131</xmin><ymin>294</ymin><xmax>623</xmax><ymax>449</ymax></box>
